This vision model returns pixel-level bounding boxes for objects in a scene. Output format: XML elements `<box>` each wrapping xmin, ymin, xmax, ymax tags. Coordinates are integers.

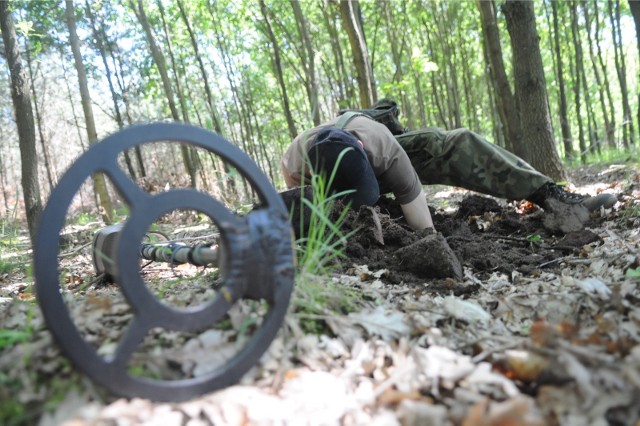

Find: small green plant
<box><xmin>0</xmin><ymin>372</ymin><xmax>28</xmax><ymax>425</ymax></box>
<box><xmin>295</xmin><ymin>148</ymin><xmax>360</xmax><ymax>275</ymax></box>
<box><xmin>76</xmin><ymin>212</ymin><xmax>99</xmax><ymax>225</ymax></box>
<box><xmin>526</xmin><ymin>233</ymin><xmax>542</xmax><ymax>249</ymax></box>
<box><xmin>0</xmin><ymin>259</ymin><xmax>18</xmax><ymax>275</ymax></box>
<box><xmin>626</xmin><ymin>267</ymin><xmax>640</xmax><ymax>278</ymax></box>
<box><xmin>622</xmin><ymin>200</ymin><xmax>640</xmax><ymax>219</ymax></box>
<box><xmin>291</xmin><ymin>147</ymin><xmax>366</xmax><ymax>333</ymax></box>
<box><xmin>0</xmin><ymin>329</ymin><xmax>31</xmax><ymax>349</ymax></box>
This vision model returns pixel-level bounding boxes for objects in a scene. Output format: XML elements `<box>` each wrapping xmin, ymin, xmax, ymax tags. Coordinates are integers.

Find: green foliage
<box><xmin>295</xmin><ymin>150</ymin><xmax>359</xmax><ymax>276</ymax></box>
<box><xmin>626</xmin><ymin>267</ymin><xmax>640</xmax><ymax>278</ymax></box>
<box><xmin>0</xmin><ymin>329</ymin><xmax>31</xmax><ymax>349</ymax></box>
<box><xmin>569</xmin><ymin>147</ymin><xmax>640</xmax><ymax>167</ymax></box>
<box><xmin>293</xmin><ymin>275</ymin><xmax>363</xmax><ymax>335</ymax></box>
<box><xmin>76</xmin><ymin>212</ymin><xmax>99</xmax><ymax>225</ymax></box>
<box><xmin>0</xmin><ymin>0</ymin><xmax>638</xmax><ymax>226</ymax></box>
<box><xmin>0</xmin><ymin>372</ymin><xmax>28</xmax><ymax>426</ymax></box>
<box><xmin>0</xmin><ymin>259</ymin><xmax>18</xmax><ymax>275</ymax></box>
<box><xmin>526</xmin><ymin>233</ymin><xmax>542</xmax><ymax>250</ymax></box>
<box><xmin>291</xmin><ymin>150</ymin><xmax>364</xmax><ymax>333</ymax></box>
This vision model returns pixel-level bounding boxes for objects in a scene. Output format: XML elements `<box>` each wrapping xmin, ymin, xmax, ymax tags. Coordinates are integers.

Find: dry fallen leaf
<box><xmin>348</xmin><ymin>306</ymin><xmax>411</xmax><ymax>341</ymax></box>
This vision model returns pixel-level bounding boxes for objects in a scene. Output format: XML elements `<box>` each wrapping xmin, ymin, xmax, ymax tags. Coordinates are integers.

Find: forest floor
<box><xmin>1</xmin><ymin>161</ymin><xmax>639</xmax><ymax>426</ymax></box>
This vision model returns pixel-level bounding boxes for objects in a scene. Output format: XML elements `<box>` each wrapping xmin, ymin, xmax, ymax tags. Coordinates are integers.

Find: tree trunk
<box><xmin>85</xmin><ymin>0</ymin><xmax>138</xmax><ymax>180</ymax></box>
<box><xmin>291</xmin><ymin>0</ymin><xmax>321</xmax><ymax>126</ymax></box>
<box><xmin>340</xmin><ymin>0</ymin><xmax>376</xmax><ymax>107</ymax></box>
<box><xmin>630</xmin><ymin>0</ymin><xmax>640</xmax><ymax>138</ymax></box>
<box><xmin>322</xmin><ymin>1</ymin><xmax>354</xmax><ymax>106</ymax></box>
<box><xmin>582</xmin><ymin>2</ymin><xmax>611</xmax><ymax>151</ymax></box>
<box><xmin>551</xmin><ymin>1</ymin><xmax>574</xmax><ymax>161</ymax></box>
<box><xmin>502</xmin><ymin>0</ymin><xmax>566</xmax><ymax>181</ymax></box>
<box><xmin>258</xmin><ymin>0</ymin><xmax>298</xmax><ymax>139</ymax></box>
<box><xmin>109</xmin><ymin>37</ymin><xmax>146</xmax><ymax>177</ymax></box>
<box><xmin>609</xmin><ymin>0</ymin><xmax>635</xmax><ymax>147</ymax></box>
<box><xmin>157</xmin><ymin>0</ymin><xmax>189</xmax><ymax>123</ymax></box>
<box><xmin>0</xmin><ymin>1</ymin><xmax>43</xmax><ymax>243</ymax></box>
<box><xmin>132</xmin><ymin>0</ymin><xmax>196</xmax><ymax>187</ymax></box>
<box><xmin>594</xmin><ymin>4</ymin><xmax>617</xmax><ymax>147</ymax></box>
<box><xmin>569</xmin><ymin>2</ymin><xmax>586</xmax><ymax>164</ymax></box>
<box><xmin>24</xmin><ymin>44</ymin><xmax>56</xmax><ymax>193</ymax></box>
<box><xmin>65</xmin><ymin>0</ymin><xmax>114</xmax><ymax>223</ymax></box>
<box><xmin>476</xmin><ymin>0</ymin><xmax>525</xmax><ymax>159</ymax></box>
<box><xmin>433</xmin><ymin>3</ymin><xmax>461</xmax><ymax>128</ymax></box>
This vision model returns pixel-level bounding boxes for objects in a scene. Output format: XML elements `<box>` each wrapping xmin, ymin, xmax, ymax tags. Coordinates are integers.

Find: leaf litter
<box><xmin>0</xmin><ymin>163</ymin><xmax>639</xmax><ymax>425</ymax></box>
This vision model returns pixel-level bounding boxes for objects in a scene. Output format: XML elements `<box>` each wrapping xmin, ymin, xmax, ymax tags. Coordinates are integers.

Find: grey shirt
<box><xmin>281</xmin><ymin>115</ymin><xmax>422</xmax><ymax>204</ymax></box>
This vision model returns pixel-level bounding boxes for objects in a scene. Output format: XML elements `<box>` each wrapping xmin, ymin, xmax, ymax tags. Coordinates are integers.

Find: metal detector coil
<box><xmin>34</xmin><ymin>123</ymin><xmax>295</xmax><ymax>402</ymax></box>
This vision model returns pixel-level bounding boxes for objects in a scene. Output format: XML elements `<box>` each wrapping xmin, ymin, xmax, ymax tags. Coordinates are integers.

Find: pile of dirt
<box><xmin>286</xmin><ymin>191</ymin><xmax>604</xmax><ymax>291</ymax></box>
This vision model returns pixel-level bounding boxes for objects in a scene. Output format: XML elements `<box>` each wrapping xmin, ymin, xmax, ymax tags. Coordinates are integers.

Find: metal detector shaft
<box><xmin>140</xmin><ymin>243</ymin><xmax>218</xmax><ymax>266</ymax></box>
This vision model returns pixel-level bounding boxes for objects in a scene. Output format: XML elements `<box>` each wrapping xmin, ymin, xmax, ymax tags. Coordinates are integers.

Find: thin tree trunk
<box><xmin>258</xmin><ymin>0</ymin><xmax>298</xmax><ymax>139</ymax></box>
<box><xmin>570</xmin><ymin>2</ymin><xmax>586</xmax><ymax>164</ymax></box>
<box><xmin>480</xmin><ymin>31</ymin><xmax>504</xmax><ymax>148</ymax></box>
<box><xmin>423</xmin><ymin>25</ymin><xmax>449</xmax><ymax>128</ymax></box>
<box><xmin>594</xmin><ymin>3</ymin><xmax>617</xmax><ymax>147</ymax></box>
<box><xmin>477</xmin><ymin>0</ymin><xmax>524</xmax><ymax>158</ymax></box>
<box><xmin>0</xmin><ymin>137</ymin><xmax>10</xmax><ymax>214</ymax></box>
<box><xmin>340</xmin><ymin>0</ymin><xmax>376</xmax><ymax>107</ymax></box>
<box><xmin>291</xmin><ymin>0</ymin><xmax>320</xmax><ymax>126</ymax></box>
<box><xmin>630</xmin><ymin>0</ymin><xmax>640</xmax><ymax>137</ymax></box>
<box><xmin>609</xmin><ymin>0</ymin><xmax>635</xmax><ymax>147</ymax></box>
<box><xmin>322</xmin><ymin>1</ymin><xmax>353</xmax><ymax>106</ymax></box>
<box><xmin>433</xmin><ymin>3</ymin><xmax>461</xmax><ymax>128</ymax></box>
<box><xmin>503</xmin><ymin>0</ymin><xmax>566</xmax><ymax>181</ymax></box>
<box><xmin>85</xmin><ymin>0</ymin><xmax>137</xmax><ymax>179</ymax></box>
<box><xmin>551</xmin><ymin>1</ymin><xmax>574</xmax><ymax>161</ymax></box>
<box><xmin>110</xmin><ymin>38</ymin><xmax>146</xmax><ymax>177</ymax></box>
<box><xmin>0</xmin><ymin>1</ymin><xmax>43</xmax><ymax>243</ymax></box>
<box><xmin>583</xmin><ymin>2</ymin><xmax>612</xmax><ymax>150</ymax></box>
<box><xmin>24</xmin><ymin>45</ymin><xmax>55</xmax><ymax>193</ymax></box>
<box><xmin>65</xmin><ymin>0</ymin><xmax>113</xmax><ymax>223</ymax></box>
<box><xmin>132</xmin><ymin>0</ymin><xmax>196</xmax><ymax>187</ymax></box>
<box><xmin>157</xmin><ymin>0</ymin><xmax>189</xmax><ymax>123</ymax></box>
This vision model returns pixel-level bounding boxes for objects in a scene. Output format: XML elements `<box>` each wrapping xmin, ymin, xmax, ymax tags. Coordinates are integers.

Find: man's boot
<box><xmin>526</xmin><ymin>182</ymin><xmax>617</xmax><ymax>212</ymax></box>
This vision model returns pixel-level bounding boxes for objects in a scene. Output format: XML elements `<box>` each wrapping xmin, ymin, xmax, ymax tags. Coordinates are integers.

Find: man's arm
<box><xmin>400</xmin><ymin>190</ymin><xmax>434</xmax><ymax>230</ymax></box>
<box><xmin>281</xmin><ymin>160</ymin><xmax>300</xmax><ymax>188</ymax></box>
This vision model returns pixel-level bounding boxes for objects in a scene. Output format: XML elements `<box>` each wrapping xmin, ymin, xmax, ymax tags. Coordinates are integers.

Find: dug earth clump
<box><xmin>393</xmin><ymin>231</ymin><xmax>463</xmax><ymax>280</ymax></box>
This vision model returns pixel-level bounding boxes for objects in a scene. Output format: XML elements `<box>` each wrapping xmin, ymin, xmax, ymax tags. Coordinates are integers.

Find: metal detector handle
<box><xmin>139</xmin><ymin>242</ymin><xmax>218</xmax><ymax>266</ymax></box>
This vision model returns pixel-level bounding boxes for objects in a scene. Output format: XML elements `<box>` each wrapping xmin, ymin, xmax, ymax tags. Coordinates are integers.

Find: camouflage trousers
<box><xmin>396</xmin><ymin>127</ymin><xmax>551</xmax><ymax>200</ymax></box>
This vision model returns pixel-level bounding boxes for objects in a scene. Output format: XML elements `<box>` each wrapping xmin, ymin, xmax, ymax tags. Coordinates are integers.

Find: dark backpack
<box><xmin>336</xmin><ymin>99</ymin><xmax>407</xmax><ymax>135</ymax></box>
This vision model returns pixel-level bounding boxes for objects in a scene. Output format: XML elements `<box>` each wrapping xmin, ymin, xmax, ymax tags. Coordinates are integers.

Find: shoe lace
<box><xmin>547</xmin><ymin>184</ymin><xmax>588</xmax><ymax>203</ymax></box>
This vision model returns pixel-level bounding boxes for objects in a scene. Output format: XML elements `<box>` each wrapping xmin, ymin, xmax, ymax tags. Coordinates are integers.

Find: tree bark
<box><xmin>340</xmin><ymin>0</ymin><xmax>376</xmax><ymax>107</ymax></box>
<box><xmin>322</xmin><ymin>1</ymin><xmax>354</xmax><ymax>106</ymax></box>
<box><xmin>630</xmin><ymin>0</ymin><xmax>640</xmax><ymax>138</ymax></box>
<box><xmin>291</xmin><ymin>0</ymin><xmax>321</xmax><ymax>126</ymax></box>
<box><xmin>569</xmin><ymin>2</ymin><xmax>586</xmax><ymax>164</ymax></box>
<box><xmin>582</xmin><ymin>2</ymin><xmax>611</xmax><ymax>151</ymax></box>
<box><xmin>502</xmin><ymin>0</ymin><xmax>566</xmax><ymax>181</ymax></box>
<box><xmin>594</xmin><ymin>4</ymin><xmax>617</xmax><ymax>147</ymax></box>
<box><xmin>65</xmin><ymin>0</ymin><xmax>114</xmax><ymax>223</ymax></box>
<box><xmin>24</xmin><ymin>42</ymin><xmax>56</xmax><ymax>193</ymax></box>
<box><xmin>432</xmin><ymin>3</ymin><xmax>461</xmax><ymax>128</ymax></box>
<box><xmin>609</xmin><ymin>0</ymin><xmax>635</xmax><ymax>147</ymax></box>
<box><xmin>85</xmin><ymin>1</ymin><xmax>138</xmax><ymax>180</ymax></box>
<box><xmin>551</xmin><ymin>1</ymin><xmax>574</xmax><ymax>161</ymax></box>
<box><xmin>0</xmin><ymin>1</ymin><xmax>43</xmax><ymax>243</ymax></box>
<box><xmin>477</xmin><ymin>0</ymin><xmax>525</xmax><ymax>159</ymax></box>
<box><xmin>132</xmin><ymin>0</ymin><xmax>196</xmax><ymax>187</ymax></box>
<box><xmin>258</xmin><ymin>0</ymin><xmax>298</xmax><ymax>139</ymax></box>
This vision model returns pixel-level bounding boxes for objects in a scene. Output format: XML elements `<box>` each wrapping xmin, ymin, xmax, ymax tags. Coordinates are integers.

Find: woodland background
<box><xmin>0</xmin><ymin>0</ymin><xmax>638</xmax><ymax>242</ymax></box>
<box><xmin>1</xmin><ymin>1</ymin><xmax>640</xmax><ymax>424</ymax></box>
